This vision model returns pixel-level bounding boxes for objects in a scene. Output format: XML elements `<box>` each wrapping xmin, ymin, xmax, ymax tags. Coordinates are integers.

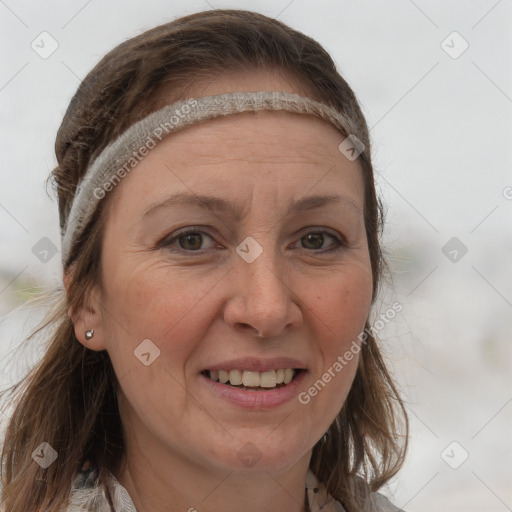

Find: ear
<box><xmin>63</xmin><ymin>267</ymin><xmax>107</xmax><ymax>352</ymax></box>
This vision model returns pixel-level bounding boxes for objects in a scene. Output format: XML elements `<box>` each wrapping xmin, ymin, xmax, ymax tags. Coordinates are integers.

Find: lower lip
<box><xmin>199</xmin><ymin>371</ymin><xmax>307</xmax><ymax>409</ymax></box>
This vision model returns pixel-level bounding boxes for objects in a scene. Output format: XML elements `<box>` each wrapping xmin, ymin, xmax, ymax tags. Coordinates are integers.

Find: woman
<box><xmin>0</xmin><ymin>9</ymin><xmax>408</xmax><ymax>512</ymax></box>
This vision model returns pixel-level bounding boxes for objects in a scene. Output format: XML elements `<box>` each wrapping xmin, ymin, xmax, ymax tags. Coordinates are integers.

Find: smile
<box><xmin>202</xmin><ymin>368</ymin><xmax>303</xmax><ymax>390</ymax></box>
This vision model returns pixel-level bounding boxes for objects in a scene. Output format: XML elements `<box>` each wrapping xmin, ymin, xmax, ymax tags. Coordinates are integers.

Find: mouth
<box><xmin>201</xmin><ymin>368</ymin><xmax>305</xmax><ymax>391</ymax></box>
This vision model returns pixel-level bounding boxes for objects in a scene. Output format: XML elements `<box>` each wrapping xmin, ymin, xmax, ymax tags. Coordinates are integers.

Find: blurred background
<box><xmin>1</xmin><ymin>1</ymin><xmax>511</xmax><ymax>510</ymax></box>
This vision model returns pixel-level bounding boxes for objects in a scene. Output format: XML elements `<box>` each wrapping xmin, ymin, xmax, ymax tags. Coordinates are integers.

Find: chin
<box><xmin>208</xmin><ymin>435</ymin><xmax>310</xmax><ymax>474</ymax></box>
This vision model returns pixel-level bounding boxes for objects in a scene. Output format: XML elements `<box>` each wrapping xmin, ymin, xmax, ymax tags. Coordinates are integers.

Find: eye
<box><xmin>160</xmin><ymin>228</ymin><xmax>217</xmax><ymax>252</ymax></box>
<box><xmin>159</xmin><ymin>227</ymin><xmax>344</xmax><ymax>255</ymax></box>
<box><xmin>296</xmin><ymin>230</ymin><xmax>344</xmax><ymax>253</ymax></box>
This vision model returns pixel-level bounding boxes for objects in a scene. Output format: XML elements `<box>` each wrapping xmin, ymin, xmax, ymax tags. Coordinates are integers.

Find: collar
<box><xmin>67</xmin><ymin>463</ymin><xmax>346</xmax><ymax>512</ymax></box>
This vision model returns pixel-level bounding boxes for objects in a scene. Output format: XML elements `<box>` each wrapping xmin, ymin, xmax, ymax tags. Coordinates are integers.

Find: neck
<box><xmin>115</xmin><ymin>438</ymin><xmax>311</xmax><ymax>512</ymax></box>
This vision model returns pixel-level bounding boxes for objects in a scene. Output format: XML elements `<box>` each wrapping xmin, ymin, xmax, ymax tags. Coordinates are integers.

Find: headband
<box><xmin>61</xmin><ymin>91</ymin><xmax>357</xmax><ymax>266</ymax></box>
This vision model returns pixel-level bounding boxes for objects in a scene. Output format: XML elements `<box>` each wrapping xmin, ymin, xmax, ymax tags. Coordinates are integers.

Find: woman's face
<box><xmin>83</xmin><ymin>74</ymin><xmax>373</xmax><ymax>475</ymax></box>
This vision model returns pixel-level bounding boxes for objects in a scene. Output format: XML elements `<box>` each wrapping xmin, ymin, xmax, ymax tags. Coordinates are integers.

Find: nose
<box><xmin>222</xmin><ymin>247</ymin><xmax>303</xmax><ymax>338</ymax></box>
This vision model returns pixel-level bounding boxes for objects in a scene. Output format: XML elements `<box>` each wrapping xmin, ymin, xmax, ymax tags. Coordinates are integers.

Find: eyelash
<box><xmin>159</xmin><ymin>226</ymin><xmax>345</xmax><ymax>255</ymax></box>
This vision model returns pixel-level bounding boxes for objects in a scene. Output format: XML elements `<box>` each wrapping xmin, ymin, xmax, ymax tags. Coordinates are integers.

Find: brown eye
<box><xmin>161</xmin><ymin>228</ymin><xmax>216</xmax><ymax>253</ymax></box>
<box><xmin>300</xmin><ymin>231</ymin><xmax>342</xmax><ymax>252</ymax></box>
<box><xmin>302</xmin><ymin>232</ymin><xmax>324</xmax><ymax>250</ymax></box>
<box><xmin>178</xmin><ymin>232</ymin><xmax>204</xmax><ymax>251</ymax></box>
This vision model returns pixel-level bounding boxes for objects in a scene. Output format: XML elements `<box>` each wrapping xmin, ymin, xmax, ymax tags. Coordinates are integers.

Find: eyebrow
<box><xmin>138</xmin><ymin>192</ymin><xmax>362</xmax><ymax>222</ymax></box>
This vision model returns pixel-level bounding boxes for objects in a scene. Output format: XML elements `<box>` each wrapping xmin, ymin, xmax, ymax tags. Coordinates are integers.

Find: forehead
<box><xmin>167</xmin><ymin>109</ymin><xmax>345</xmax><ymax>162</ymax></box>
<box><xmin>104</xmin><ymin>67</ymin><xmax>365</xmax><ymax>212</ymax></box>
<box><xmin>104</xmin><ymin>109</ymin><xmax>365</xmax><ymax>225</ymax></box>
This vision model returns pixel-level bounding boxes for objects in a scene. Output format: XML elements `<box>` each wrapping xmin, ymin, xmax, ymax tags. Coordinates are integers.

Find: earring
<box><xmin>85</xmin><ymin>329</ymin><xmax>94</xmax><ymax>340</ymax></box>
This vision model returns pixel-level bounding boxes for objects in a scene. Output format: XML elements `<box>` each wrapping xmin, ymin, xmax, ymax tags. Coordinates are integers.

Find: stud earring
<box><xmin>85</xmin><ymin>329</ymin><xmax>94</xmax><ymax>340</ymax></box>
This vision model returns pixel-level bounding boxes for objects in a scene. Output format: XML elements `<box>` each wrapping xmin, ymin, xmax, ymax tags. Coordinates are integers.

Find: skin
<box><xmin>69</xmin><ymin>71</ymin><xmax>373</xmax><ymax>512</ymax></box>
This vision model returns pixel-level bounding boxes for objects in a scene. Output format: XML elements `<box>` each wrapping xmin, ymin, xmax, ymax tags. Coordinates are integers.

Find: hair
<box><xmin>0</xmin><ymin>9</ymin><xmax>408</xmax><ymax>512</ymax></box>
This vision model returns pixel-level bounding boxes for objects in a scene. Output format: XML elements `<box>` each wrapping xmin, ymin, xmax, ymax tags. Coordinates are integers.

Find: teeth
<box><xmin>229</xmin><ymin>369</ymin><xmax>243</xmax><ymax>385</ymax></box>
<box><xmin>283</xmin><ymin>368</ymin><xmax>294</xmax><ymax>384</ymax></box>
<box><xmin>260</xmin><ymin>370</ymin><xmax>277</xmax><ymax>388</ymax></box>
<box><xmin>242</xmin><ymin>371</ymin><xmax>260</xmax><ymax>387</ymax></box>
<box><xmin>207</xmin><ymin>368</ymin><xmax>298</xmax><ymax>388</ymax></box>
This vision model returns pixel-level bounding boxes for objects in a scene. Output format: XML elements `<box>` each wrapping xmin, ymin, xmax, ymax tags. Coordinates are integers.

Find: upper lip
<box><xmin>203</xmin><ymin>357</ymin><xmax>308</xmax><ymax>373</ymax></box>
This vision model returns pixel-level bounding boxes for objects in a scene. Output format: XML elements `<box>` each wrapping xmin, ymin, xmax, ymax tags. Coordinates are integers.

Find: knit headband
<box><xmin>61</xmin><ymin>91</ymin><xmax>358</xmax><ymax>266</ymax></box>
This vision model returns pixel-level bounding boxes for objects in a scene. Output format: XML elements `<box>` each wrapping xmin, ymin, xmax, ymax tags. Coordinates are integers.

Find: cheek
<box><xmin>99</xmin><ymin>266</ymin><xmax>224</xmax><ymax>427</ymax></box>
<box><xmin>299</xmin><ymin>263</ymin><xmax>372</xmax><ymax>414</ymax></box>
<box><xmin>100</xmin><ymin>262</ymin><xmax>223</xmax><ymax>372</ymax></box>
<box><xmin>308</xmin><ymin>263</ymin><xmax>373</xmax><ymax>344</ymax></box>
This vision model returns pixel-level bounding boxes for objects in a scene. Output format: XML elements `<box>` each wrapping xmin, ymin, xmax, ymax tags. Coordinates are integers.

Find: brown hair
<box><xmin>0</xmin><ymin>9</ymin><xmax>408</xmax><ymax>512</ymax></box>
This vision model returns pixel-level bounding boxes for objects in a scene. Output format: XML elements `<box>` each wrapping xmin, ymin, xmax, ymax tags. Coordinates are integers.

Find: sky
<box><xmin>1</xmin><ymin>1</ymin><xmax>511</xmax><ymax>510</ymax></box>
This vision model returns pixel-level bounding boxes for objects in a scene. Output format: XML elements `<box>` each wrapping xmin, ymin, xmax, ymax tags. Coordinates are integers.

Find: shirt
<box><xmin>66</xmin><ymin>460</ymin><xmax>404</xmax><ymax>512</ymax></box>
